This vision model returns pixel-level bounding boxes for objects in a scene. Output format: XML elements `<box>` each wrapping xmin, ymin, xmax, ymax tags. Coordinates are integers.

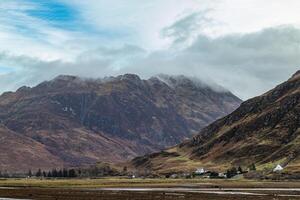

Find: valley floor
<box><xmin>1</xmin><ymin>178</ymin><xmax>300</xmax><ymax>199</ymax></box>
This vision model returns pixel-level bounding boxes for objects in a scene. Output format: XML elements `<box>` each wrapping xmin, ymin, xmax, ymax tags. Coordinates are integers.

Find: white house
<box><xmin>273</xmin><ymin>164</ymin><xmax>283</xmax><ymax>172</ymax></box>
<box><xmin>195</xmin><ymin>168</ymin><xmax>206</xmax><ymax>175</ymax></box>
<box><xmin>218</xmin><ymin>173</ymin><xmax>227</xmax><ymax>178</ymax></box>
<box><xmin>170</xmin><ymin>174</ymin><xmax>178</xmax><ymax>179</ymax></box>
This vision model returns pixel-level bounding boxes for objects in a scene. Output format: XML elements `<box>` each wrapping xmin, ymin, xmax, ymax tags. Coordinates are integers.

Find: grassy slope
<box><xmin>1</xmin><ymin>178</ymin><xmax>300</xmax><ymax>188</ymax></box>
<box><xmin>133</xmin><ymin>73</ymin><xmax>300</xmax><ymax>175</ymax></box>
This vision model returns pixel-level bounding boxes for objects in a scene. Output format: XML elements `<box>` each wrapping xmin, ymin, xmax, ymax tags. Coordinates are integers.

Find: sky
<box><xmin>0</xmin><ymin>0</ymin><xmax>300</xmax><ymax>99</ymax></box>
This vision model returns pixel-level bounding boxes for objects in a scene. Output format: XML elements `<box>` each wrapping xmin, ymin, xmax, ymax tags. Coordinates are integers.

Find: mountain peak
<box><xmin>117</xmin><ymin>74</ymin><xmax>141</xmax><ymax>82</ymax></box>
<box><xmin>155</xmin><ymin>74</ymin><xmax>228</xmax><ymax>93</ymax></box>
<box><xmin>291</xmin><ymin>70</ymin><xmax>300</xmax><ymax>79</ymax></box>
<box><xmin>0</xmin><ymin>73</ymin><xmax>241</xmax><ymax>170</ymax></box>
<box><xmin>133</xmin><ymin>72</ymin><xmax>300</xmax><ymax>174</ymax></box>
<box><xmin>53</xmin><ymin>75</ymin><xmax>79</xmax><ymax>82</ymax></box>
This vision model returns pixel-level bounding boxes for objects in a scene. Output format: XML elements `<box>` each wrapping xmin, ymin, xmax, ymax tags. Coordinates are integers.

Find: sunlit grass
<box><xmin>1</xmin><ymin>178</ymin><xmax>300</xmax><ymax>189</ymax></box>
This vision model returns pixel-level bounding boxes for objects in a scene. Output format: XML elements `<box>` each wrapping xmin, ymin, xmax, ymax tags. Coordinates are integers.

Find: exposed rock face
<box><xmin>0</xmin><ymin>74</ymin><xmax>241</xmax><ymax>171</ymax></box>
<box><xmin>132</xmin><ymin>71</ymin><xmax>300</xmax><ymax>174</ymax></box>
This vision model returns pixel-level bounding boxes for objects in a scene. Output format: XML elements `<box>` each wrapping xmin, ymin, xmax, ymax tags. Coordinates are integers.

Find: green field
<box><xmin>1</xmin><ymin>177</ymin><xmax>300</xmax><ymax>188</ymax></box>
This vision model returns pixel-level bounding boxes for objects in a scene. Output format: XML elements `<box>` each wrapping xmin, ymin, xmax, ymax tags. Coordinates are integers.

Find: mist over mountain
<box><xmin>0</xmin><ymin>74</ymin><xmax>241</xmax><ymax>171</ymax></box>
<box><xmin>133</xmin><ymin>70</ymin><xmax>300</xmax><ymax>174</ymax></box>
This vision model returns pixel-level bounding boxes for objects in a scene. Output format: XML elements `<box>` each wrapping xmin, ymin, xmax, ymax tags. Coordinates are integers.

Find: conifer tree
<box><xmin>63</xmin><ymin>168</ymin><xmax>68</xmax><ymax>177</ymax></box>
<box><xmin>28</xmin><ymin>170</ymin><xmax>32</xmax><ymax>177</ymax></box>
<box><xmin>59</xmin><ymin>169</ymin><xmax>64</xmax><ymax>177</ymax></box>
<box><xmin>249</xmin><ymin>163</ymin><xmax>256</xmax><ymax>171</ymax></box>
<box><xmin>238</xmin><ymin>166</ymin><xmax>243</xmax><ymax>173</ymax></box>
<box><xmin>68</xmin><ymin>169</ymin><xmax>76</xmax><ymax>177</ymax></box>
<box><xmin>52</xmin><ymin>169</ymin><xmax>58</xmax><ymax>177</ymax></box>
<box><xmin>36</xmin><ymin>169</ymin><xmax>42</xmax><ymax>177</ymax></box>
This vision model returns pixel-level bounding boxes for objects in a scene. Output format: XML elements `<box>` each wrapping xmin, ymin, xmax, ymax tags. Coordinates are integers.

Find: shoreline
<box><xmin>1</xmin><ymin>186</ymin><xmax>300</xmax><ymax>200</ymax></box>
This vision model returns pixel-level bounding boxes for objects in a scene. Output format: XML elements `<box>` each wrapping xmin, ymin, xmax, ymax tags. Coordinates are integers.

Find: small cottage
<box><xmin>273</xmin><ymin>164</ymin><xmax>283</xmax><ymax>172</ymax></box>
<box><xmin>195</xmin><ymin>168</ymin><xmax>206</xmax><ymax>175</ymax></box>
<box><xmin>170</xmin><ymin>174</ymin><xmax>178</xmax><ymax>179</ymax></box>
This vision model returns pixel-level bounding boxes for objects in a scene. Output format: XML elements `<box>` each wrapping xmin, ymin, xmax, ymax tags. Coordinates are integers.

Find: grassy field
<box><xmin>1</xmin><ymin>178</ymin><xmax>300</xmax><ymax>199</ymax></box>
<box><xmin>1</xmin><ymin>177</ymin><xmax>300</xmax><ymax>188</ymax></box>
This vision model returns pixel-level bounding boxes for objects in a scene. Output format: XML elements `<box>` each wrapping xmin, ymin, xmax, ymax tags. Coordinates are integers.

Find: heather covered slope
<box><xmin>0</xmin><ymin>125</ymin><xmax>63</xmax><ymax>171</ymax></box>
<box><xmin>0</xmin><ymin>74</ymin><xmax>241</xmax><ymax>171</ymax></box>
<box><xmin>133</xmin><ymin>71</ymin><xmax>300</xmax><ymax>174</ymax></box>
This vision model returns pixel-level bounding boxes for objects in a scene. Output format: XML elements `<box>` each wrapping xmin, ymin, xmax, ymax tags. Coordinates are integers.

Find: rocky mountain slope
<box><xmin>132</xmin><ymin>71</ymin><xmax>300</xmax><ymax>174</ymax></box>
<box><xmin>0</xmin><ymin>74</ymin><xmax>241</xmax><ymax>171</ymax></box>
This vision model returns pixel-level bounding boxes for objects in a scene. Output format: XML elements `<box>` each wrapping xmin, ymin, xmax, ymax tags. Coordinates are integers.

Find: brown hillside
<box><xmin>0</xmin><ymin>74</ymin><xmax>241</xmax><ymax>171</ymax></box>
<box><xmin>133</xmin><ymin>71</ymin><xmax>300</xmax><ymax>174</ymax></box>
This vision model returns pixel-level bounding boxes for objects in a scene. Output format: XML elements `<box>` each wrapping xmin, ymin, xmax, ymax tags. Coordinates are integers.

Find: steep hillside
<box><xmin>0</xmin><ymin>125</ymin><xmax>63</xmax><ymax>171</ymax></box>
<box><xmin>0</xmin><ymin>74</ymin><xmax>241</xmax><ymax>171</ymax></box>
<box><xmin>133</xmin><ymin>71</ymin><xmax>300</xmax><ymax>174</ymax></box>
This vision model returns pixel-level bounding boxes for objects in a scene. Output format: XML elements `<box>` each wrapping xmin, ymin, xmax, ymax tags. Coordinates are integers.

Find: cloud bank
<box><xmin>0</xmin><ymin>0</ymin><xmax>300</xmax><ymax>100</ymax></box>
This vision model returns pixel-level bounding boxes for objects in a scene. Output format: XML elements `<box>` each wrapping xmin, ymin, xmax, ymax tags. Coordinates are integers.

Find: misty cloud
<box><xmin>1</xmin><ymin>25</ymin><xmax>300</xmax><ymax>100</ymax></box>
<box><xmin>124</xmin><ymin>26</ymin><xmax>300</xmax><ymax>99</ymax></box>
<box><xmin>161</xmin><ymin>10</ymin><xmax>216</xmax><ymax>45</ymax></box>
<box><xmin>1</xmin><ymin>1</ymin><xmax>300</xmax><ymax>100</ymax></box>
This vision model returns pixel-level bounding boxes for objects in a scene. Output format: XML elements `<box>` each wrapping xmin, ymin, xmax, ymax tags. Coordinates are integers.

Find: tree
<box><xmin>238</xmin><ymin>166</ymin><xmax>243</xmax><ymax>173</ymax></box>
<box><xmin>210</xmin><ymin>171</ymin><xmax>219</xmax><ymax>178</ymax></box>
<box><xmin>123</xmin><ymin>166</ymin><xmax>128</xmax><ymax>173</ymax></box>
<box><xmin>249</xmin><ymin>163</ymin><xmax>256</xmax><ymax>171</ymax></box>
<box><xmin>77</xmin><ymin>169</ymin><xmax>82</xmax><ymax>176</ymax></box>
<box><xmin>52</xmin><ymin>169</ymin><xmax>58</xmax><ymax>177</ymax></box>
<box><xmin>58</xmin><ymin>170</ymin><xmax>63</xmax><ymax>177</ymax></box>
<box><xmin>63</xmin><ymin>168</ymin><xmax>68</xmax><ymax>177</ymax></box>
<box><xmin>2</xmin><ymin>171</ymin><xmax>9</xmax><ymax>178</ymax></box>
<box><xmin>68</xmin><ymin>169</ymin><xmax>76</xmax><ymax>177</ymax></box>
<box><xmin>226</xmin><ymin>167</ymin><xmax>238</xmax><ymax>178</ymax></box>
<box><xmin>28</xmin><ymin>170</ymin><xmax>32</xmax><ymax>177</ymax></box>
<box><xmin>43</xmin><ymin>171</ymin><xmax>47</xmax><ymax>177</ymax></box>
<box><xmin>47</xmin><ymin>171</ymin><xmax>52</xmax><ymax>177</ymax></box>
<box><xmin>36</xmin><ymin>169</ymin><xmax>42</xmax><ymax>177</ymax></box>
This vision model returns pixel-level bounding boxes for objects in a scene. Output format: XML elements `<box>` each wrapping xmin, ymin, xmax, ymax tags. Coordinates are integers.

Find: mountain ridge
<box><xmin>0</xmin><ymin>73</ymin><xmax>241</xmax><ymax>171</ymax></box>
<box><xmin>132</xmin><ymin>70</ymin><xmax>300</xmax><ymax>174</ymax></box>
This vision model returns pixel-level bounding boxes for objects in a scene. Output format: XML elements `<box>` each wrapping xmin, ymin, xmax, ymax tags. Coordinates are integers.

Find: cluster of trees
<box><xmin>80</xmin><ymin>163</ymin><xmax>119</xmax><ymax>177</ymax></box>
<box><xmin>226</xmin><ymin>167</ymin><xmax>239</xmax><ymax>178</ymax></box>
<box><xmin>248</xmin><ymin>163</ymin><xmax>256</xmax><ymax>171</ymax></box>
<box><xmin>57</xmin><ymin>162</ymin><xmax>121</xmax><ymax>178</ymax></box>
<box><xmin>31</xmin><ymin>163</ymin><xmax>120</xmax><ymax>178</ymax></box>
<box><xmin>226</xmin><ymin>163</ymin><xmax>256</xmax><ymax>178</ymax></box>
<box><xmin>33</xmin><ymin>169</ymin><xmax>77</xmax><ymax>178</ymax></box>
<box><xmin>1</xmin><ymin>163</ymin><xmax>121</xmax><ymax>179</ymax></box>
<box><xmin>0</xmin><ymin>171</ymin><xmax>10</xmax><ymax>178</ymax></box>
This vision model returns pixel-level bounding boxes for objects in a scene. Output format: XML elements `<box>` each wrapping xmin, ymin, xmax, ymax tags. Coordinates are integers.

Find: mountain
<box><xmin>0</xmin><ymin>74</ymin><xmax>241</xmax><ymax>171</ymax></box>
<box><xmin>132</xmin><ymin>71</ymin><xmax>300</xmax><ymax>174</ymax></box>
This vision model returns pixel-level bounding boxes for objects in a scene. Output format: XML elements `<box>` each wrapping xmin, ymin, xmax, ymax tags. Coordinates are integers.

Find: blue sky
<box><xmin>26</xmin><ymin>0</ymin><xmax>77</xmax><ymax>22</ymax></box>
<box><xmin>0</xmin><ymin>65</ymin><xmax>14</xmax><ymax>73</ymax></box>
<box><xmin>0</xmin><ymin>0</ymin><xmax>300</xmax><ymax>99</ymax></box>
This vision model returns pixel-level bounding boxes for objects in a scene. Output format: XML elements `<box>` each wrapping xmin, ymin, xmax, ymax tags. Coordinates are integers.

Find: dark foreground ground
<box><xmin>1</xmin><ymin>187</ymin><xmax>300</xmax><ymax>200</ymax></box>
<box><xmin>1</xmin><ymin>179</ymin><xmax>300</xmax><ymax>199</ymax></box>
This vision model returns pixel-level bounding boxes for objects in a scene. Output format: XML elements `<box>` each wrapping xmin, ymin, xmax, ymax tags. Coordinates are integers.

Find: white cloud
<box><xmin>125</xmin><ymin>25</ymin><xmax>300</xmax><ymax>99</ymax></box>
<box><xmin>212</xmin><ymin>0</ymin><xmax>300</xmax><ymax>35</ymax></box>
<box><xmin>60</xmin><ymin>0</ymin><xmax>209</xmax><ymax>50</ymax></box>
<box><xmin>0</xmin><ymin>0</ymin><xmax>77</xmax><ymax>61</ymax></box>
<box><xmin>0</xmin><ymin>0</ymin><xmax>300</xmax><ymax>100</ymax></box>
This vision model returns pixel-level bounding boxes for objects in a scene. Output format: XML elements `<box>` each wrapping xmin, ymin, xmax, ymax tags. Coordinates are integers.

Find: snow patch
<box><xmin>154</xmin><ymin>74</ymin><xmax>228</xmax><ymax>93</ymax></box>
<box><xmin>62</xmin><ymin>106</ymin><xmax>76</xmax><ymax>115</ymax></box>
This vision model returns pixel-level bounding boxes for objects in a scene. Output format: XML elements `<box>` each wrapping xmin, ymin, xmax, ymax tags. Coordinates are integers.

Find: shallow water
<box><xmin>0</xmin><ymin>198</ymin><xmax>30</xmax><ymax>200</ymax></box>
<box><xmin>98</xmin><ymin>187</ymin><xmax>300</xmax><ymax>191</ymax></box>
<box><xmin>97</xmin><ymin>187</ymin><xmax>300</xmax><ymax>197</ymax></box>
<box><xmin>1</xmin><ymin>187</ymin><xmax>300</xmax><ymax>199</ymax></box>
